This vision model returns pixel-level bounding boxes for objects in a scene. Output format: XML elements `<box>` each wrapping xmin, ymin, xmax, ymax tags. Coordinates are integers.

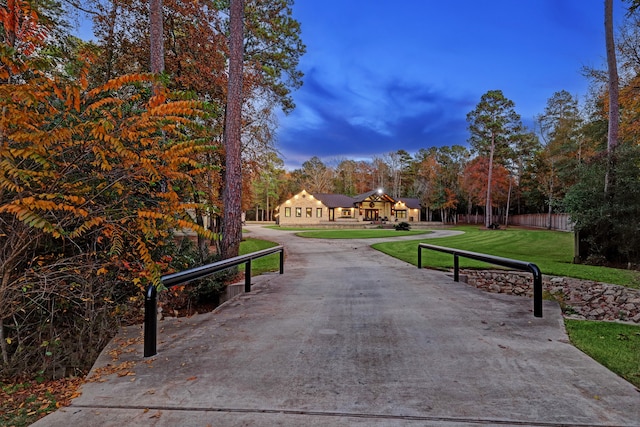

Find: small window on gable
<box><xmin>295</xmin><ymin>207</ymin><xmax>302</xmax><ymax>217</ymax></box>
<box><xmin>316</xmin><ymin>208</ymin><xmax>322</xmax><ymax>218</ymax></box>
<box><xmin>285</xmin><ymin>207</ymin><xmax>291</xmax><ymax>217</ymax></box>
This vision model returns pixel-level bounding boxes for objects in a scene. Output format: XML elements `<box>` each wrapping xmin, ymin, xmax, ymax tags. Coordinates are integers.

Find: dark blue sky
<box><xmin>277</xmin><ymin>0</ymin><xmax>626</xmax><ymax>169</ymax></box>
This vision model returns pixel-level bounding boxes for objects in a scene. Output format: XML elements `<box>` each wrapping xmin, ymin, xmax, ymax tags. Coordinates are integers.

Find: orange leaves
<box><xmin>618</xmin><ymin>74</ymin><xmax>640</xmax><ymax>145</ymax></box>
<box><xmin>461</xmin><ymin>157</ymin><xmax>512</xmax><ymax>207</ymax></box>
<box><xmin>0</xmin><ymin>203</ymin><xmax>60</xmax><ymax>236</ymax></box>
<box><xmin>86</xmin><ymin>73</ymin><xmax>157</xmax><ymax>99</ymax></box>
<box><xmin>84</xmin><ymin>96</ymin><xmax>124</xmax><ymax>114</ymax></box>
<box><xmin>0</xmin><ymin>0</ymin><xmax>49</xmax><ymax>56</ymax></box>
<box><xmin>443</xmin><ymin>188</ymin><xmax>459</xmax><ymax>210</ymax></box>
<box><xmin>137</xmin><ymin>210</ymin><xmax>215</xmax><ymax>241</ymax></box>
<box><xmin>0</xmin><ymin>194</ymin><xmax>92</xmax><ymax>239</ymax></box>
<box><xmin>64</xmin><ymin>85</ymin><xmax>81</xmax><ymax>112</ymax></box>
<box><xmin>148</xmin><ymin>100</ymin><xmax>207</xmax><ymax>119</ymax></box>
<box><xmin>68</xmin><ymin>217</ymin><xmax>106</xmax><ymax>239</ymax></box>
<box><xmin>1</xmin><ymin>29</ymin><xmax>219</xmax><ymax>316</ymax></box>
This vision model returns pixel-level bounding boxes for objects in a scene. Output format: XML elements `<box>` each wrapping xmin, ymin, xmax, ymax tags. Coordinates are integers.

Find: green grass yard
<box><xmin>239</xmin><ymin>237</ymin><xmax>281</xmax><ymax>276</ymax></box>
<box><xmin>372</xmin><ymin>226</ymin><xmax>638</xmax><ymax>288</ymax></box>
<box><xmin>565</xmin><ymin>320</ymin><xmax>640</xmax><ymax>388</ymax></box>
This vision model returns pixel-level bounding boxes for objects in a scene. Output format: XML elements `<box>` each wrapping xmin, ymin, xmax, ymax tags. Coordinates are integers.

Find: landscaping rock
<box><xmin>459</xmin><ymin>269</ymin><xmax>640</xmax><ymax>323</ymax></box>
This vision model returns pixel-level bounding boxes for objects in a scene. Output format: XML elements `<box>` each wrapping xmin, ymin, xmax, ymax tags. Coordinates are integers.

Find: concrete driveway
<box><xmin>34</xmin><ymin>225</ymin><xmax>640</xmax><ymax>426</ymax></box>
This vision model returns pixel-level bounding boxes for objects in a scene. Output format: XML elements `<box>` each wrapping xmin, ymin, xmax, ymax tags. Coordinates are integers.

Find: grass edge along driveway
<box><xmin>295</xmin><ymin>229</ymin><xmax>430</xmax><ymax>239</ymax></box>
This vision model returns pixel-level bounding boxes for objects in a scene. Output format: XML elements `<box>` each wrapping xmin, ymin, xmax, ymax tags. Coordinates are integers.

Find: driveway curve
<box><xmin>35</xmin><ymin>225</ymin><xmax>640</xmax><ymax>426</ymax></box>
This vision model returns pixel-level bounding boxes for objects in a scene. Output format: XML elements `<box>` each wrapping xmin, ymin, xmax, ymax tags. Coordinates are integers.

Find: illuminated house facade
<box><xmin>276</xmin><ymin>189</ymin><xmax>422</xmax><ymax>226</ymax></box>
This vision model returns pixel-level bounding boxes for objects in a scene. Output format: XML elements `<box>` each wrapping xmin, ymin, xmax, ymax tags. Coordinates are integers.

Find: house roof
<box><xmin>312</xmin><ymin>193</ymin><xmax>356</xmax><ymax>208</ymax></box>
<box><xmin>396</xmin><ymin>197</ymin><xmax>421</xmax><ymax>209</ymax></box>
<box><xmin>352</xmin><ymin>191</ymin><xmax>396</xmax><ymax>203</ymax></box>
<box><xmin>284</xmin><ymin>190</ymin><xmax>423</xmax><ymax>210</ymax></box>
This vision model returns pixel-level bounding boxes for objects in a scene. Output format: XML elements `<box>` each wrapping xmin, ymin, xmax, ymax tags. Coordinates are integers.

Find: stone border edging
<box><xmin>460</xmin><ymin>269</ymin><xmax>640</xmax><ymax>323</ymax></box>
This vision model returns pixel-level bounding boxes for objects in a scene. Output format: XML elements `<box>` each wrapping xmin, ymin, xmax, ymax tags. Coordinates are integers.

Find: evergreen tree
<box><xmin>466</xmin><ymin>90</ymin><xmax>522</xmax><ymax>227</ymax></box>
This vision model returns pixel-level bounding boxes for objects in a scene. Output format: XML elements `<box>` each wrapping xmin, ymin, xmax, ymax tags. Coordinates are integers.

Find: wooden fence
<box><xmin>457</xmin><ymin>213</ymin><xmax>573</xmax><ymax>231</ymax></box>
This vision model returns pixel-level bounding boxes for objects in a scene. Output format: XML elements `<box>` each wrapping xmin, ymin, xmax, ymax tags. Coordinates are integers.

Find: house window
<box><xmin>396</xmin><ymin>210</ymin><xmax>407</xmax><ymax>219</ymax></box>
<box><xmin>341</xmin><ymin>209</ymin><xmax>352</xmax><ymax>217</ymax></box>
<box><xmin>295</xmin><ymin>207</ymin><xmax>301</xmax><ymax>217</ymax></box>
<box><xmin>306</xmin><ymin>208</ymin><xmax>312</xmax><ymax>218</ymax></box>
<box><xmin>285</xmin><ymin>207</ymin><xmax>291</xmax><ymax>217</ymax></box>
<box><xmin>316</xmin><ymin>208</ymin><xmax>322</xmax><ymax>218</ymax></box>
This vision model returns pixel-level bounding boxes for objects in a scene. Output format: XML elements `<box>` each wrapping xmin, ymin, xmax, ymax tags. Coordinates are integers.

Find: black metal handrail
<box><xmin>144</xmin><ymin>245</ymin><xmax>284</xmax><ymax>357</ymax></box>
<box><xmin>418</xmin><ymin>243</ymin><xmax>543</xmax><ymax>318</ymax></box>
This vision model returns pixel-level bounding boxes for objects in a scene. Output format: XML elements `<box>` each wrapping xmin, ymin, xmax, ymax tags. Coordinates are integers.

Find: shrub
<box><xmin>0</xmin><ymin>6</ymin><xmax>215</xmax><ymax>378</ymax></box>
<box><xmin>394</xmin><ymin>221</ymin><xmax>411</xmax><ymax>231</ymax></box>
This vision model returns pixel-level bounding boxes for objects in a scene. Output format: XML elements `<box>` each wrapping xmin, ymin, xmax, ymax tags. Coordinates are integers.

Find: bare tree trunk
<box><xmin>505</xmin><ymin>178</ymin><xmax>512</xmax><ymax>228</ymax></box>
<box><xmin>194</xmin><ymin>202</ymin><xmax>208</xmax><ymax>261</ymax></box>
<box><xmin>103</xmin><ymin>1</ymin><xmax>120</xmax><ymax>82</ymax></box>
<box><xmin>485</xmin><ymin>134</ymin><xmax>495</xmax><ymax>228</ymax></box>
<box><xmin>604</xmin><ymin>0</ymin><xmax>619</xmax><ymax>194</ymax></box>
<box><xmin>0</xmin><ymin>318</ymin><xmax>8</xmax><ymax>364</ymax></box>
<box><xmin>266</xmin><ymin>188</ymin><xmax>270</xmax><ymax>222</ymax></box>
<box><xmin>221</xmin><ymin>0</ymin><xmax>244</xmax><ymax>259</ymax></box>
<box><xmin>149</xmin><ymin>0</ymin><xmax>165</xmax><ymax>75</ymax></box>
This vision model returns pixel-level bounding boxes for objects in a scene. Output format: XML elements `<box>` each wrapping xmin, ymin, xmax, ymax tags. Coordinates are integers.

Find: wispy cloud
<box><xmin>277</xmin><ymin>0</ymin><xmax>621</xmax><ymax>169</ymax></box>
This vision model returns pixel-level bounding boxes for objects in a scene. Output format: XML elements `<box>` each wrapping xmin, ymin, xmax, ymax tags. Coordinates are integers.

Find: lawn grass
<box><xmin>296</xmin><ymin>229</ymin><xmax>431</xmax><ymax>239</ymax></box>
<box><xmin>564</xmin><ymin>320</ymin><xmax>640</xmax><ymax>388</ymax></box>
<box><xmin>372</xmin><ymin>226</ymin><xmax>638</xmax><ymax>287</ymax></box>
<box><xmin>239</xmin><ymin>237</ymin><xmax>281</xmax><ymax>276</ymax></box>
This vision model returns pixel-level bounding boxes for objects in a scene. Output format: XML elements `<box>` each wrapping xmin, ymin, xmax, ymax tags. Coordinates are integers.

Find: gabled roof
<box><xmin>352</xmin><ymin>190</ymin><xmax>396</xmax><ymax>204</ymax></box>
<box><xmin>395</xmin><ymin>197</ymin><xmax>421</xmax><ymax>209</ymax></box>
<box><xmin>313</xmin><ymin>193</ymin><xmax>356</xmax><ymax>208</ymax></box>
<box><xmin>285</xmin><ymin>190</ymin><xmax>413</xmax><ymax>209</ymax></box>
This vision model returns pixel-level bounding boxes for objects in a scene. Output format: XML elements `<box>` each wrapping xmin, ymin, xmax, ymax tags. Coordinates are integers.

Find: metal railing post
<box><xmin>144</xmin><ymin>245</ymin><xmax>283</xmax><ymax>357</ymax></box>
<box><xmin>279</xmin><ymin>249</ymin><xmax>284</xmax><ymax>274</ymax></box>
<box><xmin>453</xmin><ymin>254</ymin><xmax>459</xmax><ymax>282</ymax></box>
<box><xmin>530</xmin><ymin>264</ymin><xmax>543</xmax><ymax>318</ymax></box>
<box><xmin>245</xmin><ymin>260</ymin><xmax>252</xmax><ymax>292</ymax></box>
<box><xmin>418</xmin><ymin>243</ymin><xmax>543</xmax><ymax>318</ymax></box>
<box><xmin>144</xmin><ymin>284</ymin><xmax>157</xmax><ymax>357</ymax></box>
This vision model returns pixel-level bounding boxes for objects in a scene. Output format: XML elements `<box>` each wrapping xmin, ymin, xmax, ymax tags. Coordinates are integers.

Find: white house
<box><xmin>276</xmin><ymin>189</ymin><xmax>422</xmax><ymax>226</ymax></box>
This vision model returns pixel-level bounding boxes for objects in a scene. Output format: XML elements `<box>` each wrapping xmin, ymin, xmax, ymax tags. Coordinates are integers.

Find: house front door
<box><xmin>365</xmin><ymin>209</ymin><xmax>379</xmax><ymax>221</ymax></box>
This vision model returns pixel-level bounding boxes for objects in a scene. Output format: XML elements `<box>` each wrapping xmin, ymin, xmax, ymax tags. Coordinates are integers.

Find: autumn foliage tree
<box><xmin>88</xmin><ymin>0</ymin><xmax>304</xmax><ymax>257</ymax></box>
<box><xmin>0</xmin><ymin>1</ymin><xmax>216</xmax><ymax>377</ymax></box>
<box><xmin>460</xmin><ymin>157</ymin><xmax>512</xmax><ymax>224</ymax></box>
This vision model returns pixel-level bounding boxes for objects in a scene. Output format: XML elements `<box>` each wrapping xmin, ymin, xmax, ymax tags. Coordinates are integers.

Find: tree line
<box><xmin>0</xmin><ymin>0</ymin><xmax>304</xmax><ymax>378</ymax></box>
<box><xmin>250</xmin><ymin>87</ymin><xmax>594</xmax><ymax>227</ymax></box>
<box><xmin>250</xmin><ymin>2</ymin><xmax>640</xmax><ymax>268</ymax></box>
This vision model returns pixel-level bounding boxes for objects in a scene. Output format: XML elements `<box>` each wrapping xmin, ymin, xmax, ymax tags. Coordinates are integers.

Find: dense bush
<box><xmin>394</xmin><ymin>221</ymin><xmax>411</xmax><ymax>231</ymax></box>
<box><xmin>0</xmin><ymin>15</ymin><xmax>214</xmax><ymax>378</ymax></box>
<box><xmin>564</xmin><ymin>144</ymin><xmax>640</xmax><ymax>265</ymax></box>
